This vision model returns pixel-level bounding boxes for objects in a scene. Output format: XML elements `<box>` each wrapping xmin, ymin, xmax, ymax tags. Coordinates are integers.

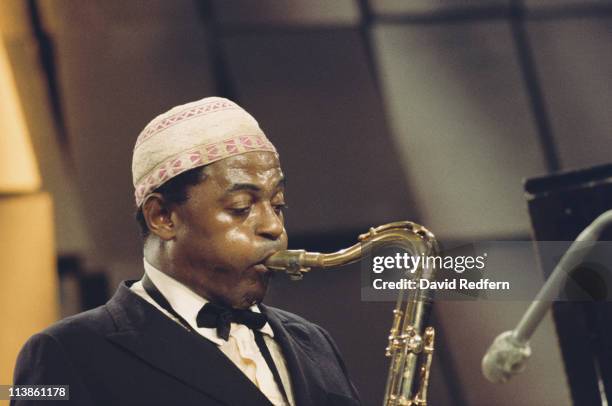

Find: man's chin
<box><xmin>240</xmin><ymin>279</ymin><xmax>270</xmax><ymax>308</ymax></box>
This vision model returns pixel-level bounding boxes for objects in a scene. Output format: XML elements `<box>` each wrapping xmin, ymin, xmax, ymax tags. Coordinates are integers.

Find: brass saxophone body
<box><xmin>264</xmin><ymin>221</ymin><xmax>439</xmax><ymax>406</ymax></box>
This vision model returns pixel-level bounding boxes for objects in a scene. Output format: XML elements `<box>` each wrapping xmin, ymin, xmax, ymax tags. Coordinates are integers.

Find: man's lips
<box><xmin>252</xmin><ymin>249</ymin><xmax>281</xmax><ymax>269</ymax></box>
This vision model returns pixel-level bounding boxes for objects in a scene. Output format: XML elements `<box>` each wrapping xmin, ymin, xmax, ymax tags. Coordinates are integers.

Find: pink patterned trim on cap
<box><xmin>135</xmin><ymin>99</ymin><xmax>238</xmax><ymax>148</ymax></box>
<box><xmin>134</xmin><ymin>134</ymin><xmax>276</xmax><ymax>206</ymax></box>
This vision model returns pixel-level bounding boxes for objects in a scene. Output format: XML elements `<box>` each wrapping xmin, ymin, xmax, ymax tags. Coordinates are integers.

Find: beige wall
<box><xmin>0</xmin><ymin>194</ymin><xmax>57</xmax><ymax>388</ymax></box>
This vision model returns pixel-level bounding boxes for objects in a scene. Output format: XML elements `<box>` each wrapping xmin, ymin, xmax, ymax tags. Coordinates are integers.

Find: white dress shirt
<box><xmin>130</xmin><ymin>259</ymin><xmax>294</xmax><ymax>406</ymax></box>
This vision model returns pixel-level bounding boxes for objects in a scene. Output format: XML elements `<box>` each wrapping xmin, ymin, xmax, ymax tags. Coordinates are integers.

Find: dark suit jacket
<box><xmin>12</xmin><ymin>281</ymin><xmax>360</xmax><ymax>406</ymax></box>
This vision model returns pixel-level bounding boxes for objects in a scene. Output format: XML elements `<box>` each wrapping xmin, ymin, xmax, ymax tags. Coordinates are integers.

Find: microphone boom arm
<box><xmin>482</xmin><ymin>209</ymin><xmax>612</xmax><ymax>383</ymax></box>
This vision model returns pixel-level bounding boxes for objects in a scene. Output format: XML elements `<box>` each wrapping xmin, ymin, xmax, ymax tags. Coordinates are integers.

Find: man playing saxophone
<box><xmin>12</xmin><ymin>97</ymin><xmax>360</xmax><ymax>406</ymax></box>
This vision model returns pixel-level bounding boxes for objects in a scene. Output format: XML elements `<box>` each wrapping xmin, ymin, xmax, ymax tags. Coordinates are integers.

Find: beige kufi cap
<box><xmin>132</xmin><ymin>97</ymin><xmax>277</xmax><ymax>206</ymax></box>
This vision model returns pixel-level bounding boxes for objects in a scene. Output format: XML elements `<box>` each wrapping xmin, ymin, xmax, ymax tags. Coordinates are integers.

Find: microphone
<box><xmin>482</xmin><ymin>209</ymin><xmax>612</xmax><ymax>383</ymax></box>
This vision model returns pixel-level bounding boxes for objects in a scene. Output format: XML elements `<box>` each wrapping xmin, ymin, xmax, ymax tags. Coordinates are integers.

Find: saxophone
<box><xmin>264</xmin><ymin>221</ymin><xmax>439</xmax><ymax>406</ymax></box>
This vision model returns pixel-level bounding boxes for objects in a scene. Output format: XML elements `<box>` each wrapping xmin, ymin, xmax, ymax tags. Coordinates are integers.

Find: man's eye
<box><xmin>273</xmin><ymin>203</ymin><xmax>288</xmax><ymax>214</ymax></box>
<box><xmin>229</xmin><ymin>207</ymin><xmax>251</xmax><ymax>216</ymax></box>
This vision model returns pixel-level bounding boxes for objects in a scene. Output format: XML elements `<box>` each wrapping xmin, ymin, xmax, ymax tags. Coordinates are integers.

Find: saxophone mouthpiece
<box><xmin>482</xmin><ymin>331</ymin><xmax>532</xmax><ymax>383</ymax></box>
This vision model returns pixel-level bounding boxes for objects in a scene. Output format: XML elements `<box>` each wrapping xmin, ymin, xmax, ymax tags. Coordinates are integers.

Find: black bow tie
<box><xmin>196</xmin><ymin>302</ymin><xmax>267</xmax><ymax>341</ymax></box>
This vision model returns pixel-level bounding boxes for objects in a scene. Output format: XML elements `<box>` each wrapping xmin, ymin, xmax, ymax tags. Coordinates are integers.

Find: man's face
<box><xmin>168</xmin><ymin>151</ymin><xmax>288</xmax><ymax>309</ymax></box>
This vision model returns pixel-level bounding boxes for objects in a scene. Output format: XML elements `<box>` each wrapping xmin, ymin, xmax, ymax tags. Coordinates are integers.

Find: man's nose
<box><xmin>256</xmin><ymin>203</ymin><xmax>284</xmax><ymax>240</ymax></box>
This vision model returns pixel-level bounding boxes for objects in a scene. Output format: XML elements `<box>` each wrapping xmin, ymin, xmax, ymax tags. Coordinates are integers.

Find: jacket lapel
<box><xmin>261</xmin><ymin>304</ymin><xmax>328</xmax><ymax>406</ymax></box>
<box><xmin>105</xmin><ymin>282</ymin><xmax>273</xmax><ymax>406</ymax></box>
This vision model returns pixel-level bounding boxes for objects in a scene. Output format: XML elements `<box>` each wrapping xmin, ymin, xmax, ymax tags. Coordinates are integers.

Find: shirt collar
<box><xmin>143</xmin><ymin>258</ymin><xmax>274</xmax><ymax>345</ymax></box>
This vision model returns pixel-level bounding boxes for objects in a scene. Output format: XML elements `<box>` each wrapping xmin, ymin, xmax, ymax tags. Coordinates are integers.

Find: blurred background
<box><xmin>2</xmin><ymin>0</ymin><xmax>612</xmax><ymax>405</ymax></box>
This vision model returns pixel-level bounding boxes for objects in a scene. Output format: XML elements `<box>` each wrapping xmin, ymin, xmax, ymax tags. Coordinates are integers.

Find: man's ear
<box><xmin>142</xmin><ymin>193</ymin><xmax>177</xmax><ymax>240</ymax></box>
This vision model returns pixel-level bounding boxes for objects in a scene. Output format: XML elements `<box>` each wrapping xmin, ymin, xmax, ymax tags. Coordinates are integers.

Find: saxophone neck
<box><xmin>264</xmin><ymin>221</ymin><xmax>439</xmax><ymax>279</ymax></box>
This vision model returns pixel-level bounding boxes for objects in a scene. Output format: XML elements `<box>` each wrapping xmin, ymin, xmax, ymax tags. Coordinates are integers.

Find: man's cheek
<box><xmin>225</xmin><ymin>228</ymin><xmax>251</xmax><ymax>244</ymax></box>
